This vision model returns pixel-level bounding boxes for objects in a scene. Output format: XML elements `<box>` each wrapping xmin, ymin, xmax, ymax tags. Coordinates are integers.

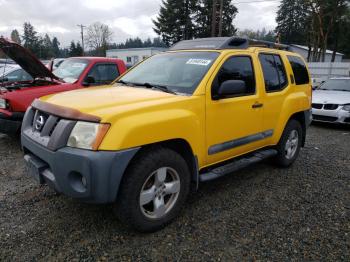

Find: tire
<box><xmin>273</xmin><ymin>119</ymin><xmax>302</xmax><ymax>167</ymax></box>
<box><xmin>114</xmin><ymin>146</ymin><xmax>191</xmax><ymax>232</ymax></box>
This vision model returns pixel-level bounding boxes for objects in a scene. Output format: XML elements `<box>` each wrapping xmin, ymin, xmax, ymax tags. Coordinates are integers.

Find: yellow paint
<box><xmin>40</xmin><ymin>47</ymin><xmax>311</xmax><ymax>170</ymax></box>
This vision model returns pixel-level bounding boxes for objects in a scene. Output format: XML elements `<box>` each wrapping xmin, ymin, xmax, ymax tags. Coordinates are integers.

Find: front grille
<box><xmin>312</xmin><ymin>114</ymin><xmax>338</xmax><ymax>122</ymax></box>
<box><xmin>32</xmin><ymin>110</ymin><xmax>59</xmax><ymax>137</ymax></box>
<box><xmin>312</xmin><ymin>103</ymin><xmax>323</xmax><ymax>109</ymax></box>
<box><xmin>324</xmin><ymin>104</ymin><xmax>339</xmax><ymax>110</ymax></box>
<box><xmin>22</xmin><ymin>106</ymin><xmax>76</xmax><ymax>151</ymax></box>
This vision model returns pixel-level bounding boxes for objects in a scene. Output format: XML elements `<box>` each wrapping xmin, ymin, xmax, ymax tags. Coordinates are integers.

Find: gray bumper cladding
<box><xmin>22</xmin><ymin>134</ymin><xmax>139</xmax><ymax>204</ymax></box>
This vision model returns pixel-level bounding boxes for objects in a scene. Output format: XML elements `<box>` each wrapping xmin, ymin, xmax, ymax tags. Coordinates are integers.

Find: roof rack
<box><xmin>169</xmin><ymin>37</ymin><xmax>290</xmax><ymax>51</ymax></box>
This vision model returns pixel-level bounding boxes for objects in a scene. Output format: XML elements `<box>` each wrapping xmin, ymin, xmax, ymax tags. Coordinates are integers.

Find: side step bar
<box><xmin>199</xmin><ymin>149</ymin><xmax>277</xmax><ymax>182</ymax></box>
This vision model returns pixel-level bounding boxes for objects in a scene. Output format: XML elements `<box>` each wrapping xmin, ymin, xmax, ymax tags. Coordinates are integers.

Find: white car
<box><xmin>312</xmin><ymin>77</ymin><xmax>350</xmax><ymax>124</ymax></box>
<box><xmin>0</xmin><ymin>65</ymin><xmax>33</xmax><ymax>83</ymax></box>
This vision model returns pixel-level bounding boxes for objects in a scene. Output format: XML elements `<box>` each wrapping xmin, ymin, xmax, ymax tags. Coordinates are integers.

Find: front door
<box><xmin>205</xmin><ymin>53</ymin><xmax>266</xmax><ymax>166</ymax></box>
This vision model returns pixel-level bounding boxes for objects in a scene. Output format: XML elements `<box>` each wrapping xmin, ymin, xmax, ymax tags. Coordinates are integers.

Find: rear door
<box><xmin>258</xmin><ymin>53</ymin><xmax>290</xmax><ymax>140</ymax></box>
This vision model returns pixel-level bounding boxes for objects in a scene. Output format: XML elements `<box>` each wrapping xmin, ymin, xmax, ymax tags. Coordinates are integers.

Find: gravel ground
<box><xmin>0</xmin><ymin>124</ymin><xmax>349</xmax><ymax>261</ymax></box>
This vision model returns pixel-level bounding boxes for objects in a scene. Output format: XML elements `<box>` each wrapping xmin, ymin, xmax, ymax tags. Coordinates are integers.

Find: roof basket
<box><xmin>170</xmin><ymin>37</ymin><xmax>290</xmax><ymax>51</ymax></box>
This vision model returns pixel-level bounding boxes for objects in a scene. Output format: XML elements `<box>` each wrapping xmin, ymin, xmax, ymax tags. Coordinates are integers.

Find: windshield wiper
<box><xmin>116</xmin><ymin>80</ymin><xmax>135</xmax><ymax>86</ymax></box>
<box><xmin>333</xmin><ymin>89</ymin><xmax>350</xmax><ymax>92</ymax></box>
<box><xmin>136</xmin><ymin>82</ymin><xmax>177</xmax><ymax>95</ymax></box>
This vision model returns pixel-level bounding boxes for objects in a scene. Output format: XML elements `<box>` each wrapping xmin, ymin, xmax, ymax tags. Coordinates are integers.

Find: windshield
<box><xmin>118</xmin><ymin>51</ymin><xmax>219</xmax><ymax>95</ymax></box>
<box><xmin>53</xmin><ymin>58</ymin><xmax>89</xmax><ymax>83</ymax></box>
<box><xmin>319</xmin><ymin>79</ymin><xmax>350</xmax><ymax>92</ymax></box>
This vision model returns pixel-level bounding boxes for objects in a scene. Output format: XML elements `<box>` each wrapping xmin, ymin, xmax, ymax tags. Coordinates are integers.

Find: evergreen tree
<box><xmin>143</xmin><ymin>38</ymin><xmax>152</xmax><ymax>47</ymax></box>
<box><xmin>69</xmin><ymin>41</ymin><xmax>77</xmax><ymax>57</ymax></box>
<box><xmin>68</xmin><ymin>41</ymin><xmax>83</xmax><ymax>57</ymax></box>
<box><xmin>22</xmin><ymin>22</ymin><xmax>40</xmax><ymax>55</ymax></box>
<box><xmin>238</xmin><ymin>28</ymin><xmax>276</xmax><ymax>42</ymax></box>
<box><xmin>153</xmin><ymin>0</ymin><xmax>196</xmax><ymax>46</ymax></box>
<box><xmin>276</xmin><ymin>0</ymin><xmax>310</xmax><ymax>45</ymax></box>
<box><xmin>52</xmin><ymin>37</ymin><xmax>60</xmax><ymax>57</ymax></box>
<box><xmin>75</xmin><ymin>42</ymin><xmax>83</xmax><ymax>56</ymax></box>
<box><xmin>194</xmin><ymin>0</ymin><xmax>238</xmax><ymax>38</ymax></box>
<box><xmin>42</xmin><ymin>34</ymin><xmax>54</xmax><ymax>58</ymax></box>
<box><xmin>10</xmin><ymin>29</ymin><xmax>21</xmax><ymax>44</ymax></box>
<box><xmin>152</xmin><ymin>37</ymin><xmax>167</xmax><ymax>47</ymax></box>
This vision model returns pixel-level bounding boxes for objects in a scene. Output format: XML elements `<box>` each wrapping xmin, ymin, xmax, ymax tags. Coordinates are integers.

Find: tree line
<box><xmin>1</xmin><ymin>0</ymin><xmax>349</xmax><ymax>61</ymax></box>
<box><xmin>153</xmin><ymin>0</ymin><xmax>350</xmax><ymax>61</ymax></box>
<box><xmin>276</xmin><ymin>0</ymin><xmax>350</xmax><ymax>61</ymax></box>
<box><xmin>0</xmin><ymin>22</ymin><xmax>167</xmax><ymax>59</ymax></box>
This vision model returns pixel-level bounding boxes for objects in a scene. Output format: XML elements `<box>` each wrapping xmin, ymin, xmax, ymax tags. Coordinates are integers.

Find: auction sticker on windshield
<box><xmin>72</xmin><ymin>63</ymin><xmax>86</xmax><ymax>68</ymax></box>
<box><xmin>186</xmin><ymin>59</ymin><xmax>212</xmax><ymax>66</ymax></box>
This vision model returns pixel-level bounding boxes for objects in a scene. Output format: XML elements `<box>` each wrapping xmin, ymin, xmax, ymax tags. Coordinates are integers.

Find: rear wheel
<box><xmin>114</xmin><ymin>147</ymin><xmax>191</xmax><ymax>232</ymax></box>
<box><xmin>273</xmin><ymin>120</ymin><xmax>302</xmax><ymax>167</ymax></box>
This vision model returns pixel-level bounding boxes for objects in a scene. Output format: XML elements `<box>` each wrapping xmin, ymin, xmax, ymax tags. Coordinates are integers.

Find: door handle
<box><xmin>252</xmin><ymin>102</ymin><xmax>263</xmax><ymax>109</ymax></box>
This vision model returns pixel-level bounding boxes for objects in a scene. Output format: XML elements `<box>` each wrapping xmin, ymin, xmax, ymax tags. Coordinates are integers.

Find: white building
<box><xmin>106</xmin><ymin>47</ymin><xmax>168</xmax><ymax>66</ymax></box>
<box><xmin>290</xmin><ymin>44</ymin><xmax>344</xmax><ymax>62</ymax></box>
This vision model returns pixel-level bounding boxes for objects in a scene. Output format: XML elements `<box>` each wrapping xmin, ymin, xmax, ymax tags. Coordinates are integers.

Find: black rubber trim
<box><xmin>208</xmin><ymin>129</ymin><xmax>274</xmax><ymax>155</ymax></box>
<box><xmin>22</xmin><ymin>133</ymin><xmax>140</xmax><ymax>204</ymax></box>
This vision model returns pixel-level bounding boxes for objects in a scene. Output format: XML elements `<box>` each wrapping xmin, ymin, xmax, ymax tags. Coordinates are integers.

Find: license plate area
<box><xmin>24</xmin><ymin>154</ymin><xmax>48</xmax><ymax>184</ymax></box>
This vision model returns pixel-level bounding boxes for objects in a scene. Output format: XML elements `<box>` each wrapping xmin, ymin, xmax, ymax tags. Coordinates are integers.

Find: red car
<box><xmin>0</xmin><ymin>38</ymin><xmax>126</xmax><ymax>134</ymax></box>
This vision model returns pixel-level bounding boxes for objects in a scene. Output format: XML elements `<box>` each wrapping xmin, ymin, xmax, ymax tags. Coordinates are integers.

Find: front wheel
<box><xmin>273</xmin><ymin>120</ymin><xmax>302</xmax><ymax>167</ymax></box>
<box><xmin>114</xmin><ymin>147</ymin><xmax>191</xmax><ymax>232</ymax></box>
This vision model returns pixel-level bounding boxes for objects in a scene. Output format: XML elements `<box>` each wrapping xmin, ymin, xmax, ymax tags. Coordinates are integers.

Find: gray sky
<box><xmin>0</xmin><ymin>0</ymin><xmax>279</xmax><ymax>48</ymax></box>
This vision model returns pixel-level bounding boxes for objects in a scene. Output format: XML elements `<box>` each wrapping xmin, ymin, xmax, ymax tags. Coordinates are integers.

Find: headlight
<box><xmin>342</xmin><ymin>104</ymin><xmax>350</xmax><ymax>112</ymax></box>
<box><xmin>67</xmin><ymin>121</ymin><xmax>110</xmax><ymax>150</ymax></box>
<box><xmin>0</xmin><ymin>98</ymin><xmax>7</xmax><ymax>109</ymax></box>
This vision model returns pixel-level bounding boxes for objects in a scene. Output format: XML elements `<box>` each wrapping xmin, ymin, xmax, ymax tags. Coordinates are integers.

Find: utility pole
<box><xmin>218</xmin><ymin>0</ymin><xmax>224</xmax><ymax>37</ymax></box>
<box><xmin>211</xmin><ymin>0</ymin><xmax>217</xmax><ymax>37</ymax></box>
<box><xmin>77</xmin><ymin>24</ymin><xmax>86</xmax><ymax>55</ymax></box>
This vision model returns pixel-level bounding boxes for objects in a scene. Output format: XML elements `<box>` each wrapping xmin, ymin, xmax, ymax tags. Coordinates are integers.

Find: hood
<box><xmin>313</xmin><ymin>89</ymin><xmax>350</xmax><ymax>105</ymax></box>
<box><xmin>40</xmin><ymin>85</ymin><xmax>188</xmax><ymax>117</ymax></box>
<box><xmin>0</xmin><ymin>37</ymin><xmax>59</xmax><ymax>80</ymax></box>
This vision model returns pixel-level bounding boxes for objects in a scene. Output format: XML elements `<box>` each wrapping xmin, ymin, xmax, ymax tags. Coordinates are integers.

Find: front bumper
<box><xmin>22</xmin><ymin>134</ymin><xmax>139</xmax><ymax>204</ymax></box>
<box><xmin>0</xmin><ymin>112</ymin><xmax>23</xmax><ymax>134</ymax></box>
<box><xmin>312</xmin><ymin>108</ymin><xmax>350</xmax><ymax>124</ymax></box>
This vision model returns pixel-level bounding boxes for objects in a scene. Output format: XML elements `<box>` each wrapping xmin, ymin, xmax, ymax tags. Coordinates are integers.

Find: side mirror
<box><xmin>83</xmin><ymin>76</ymin><xmax>95</xmax><ymax>87</ymax></box>
<box><xmin>214</xmin><ymin>80</ymin><xmax>247</xmax><ymax>100</ymax></box>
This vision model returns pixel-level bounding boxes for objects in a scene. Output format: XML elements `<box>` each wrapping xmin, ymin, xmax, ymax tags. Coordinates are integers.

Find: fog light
<box><xmin>81</xmin><ymin>176</ymin><xmax>87</xmax><ymax>187</ymax></box>
<box><xmin>68</xmin><ymin>171</ymin><xmax>87</xmax><ymax>193</ymax></box>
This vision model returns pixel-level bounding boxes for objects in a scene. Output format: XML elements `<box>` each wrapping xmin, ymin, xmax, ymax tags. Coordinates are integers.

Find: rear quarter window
<box><xmin>287</xmin><ymin>56</ymin><xmax>310</xmax><ymax>85</ymax></box>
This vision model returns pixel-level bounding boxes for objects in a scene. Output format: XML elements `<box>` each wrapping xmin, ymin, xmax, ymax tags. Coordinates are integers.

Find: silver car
<box><xmin>312</xmin><ymin>77</ymin><xmax>350</xmax><ymax>124</ymax></box>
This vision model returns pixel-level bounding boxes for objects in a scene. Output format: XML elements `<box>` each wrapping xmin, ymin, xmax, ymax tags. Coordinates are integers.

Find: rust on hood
<box><xmin>32</xmin><ymin>99</ymin><xmax>101</xmax><ymax>123</ymax></box>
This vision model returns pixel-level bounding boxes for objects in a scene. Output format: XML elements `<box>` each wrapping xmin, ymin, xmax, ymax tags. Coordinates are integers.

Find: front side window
<box><xmin>212</xmin><ymin>56</ymin><xmax>256</xmax><ymax>98</ymax></box>
<box><xmin>287</xmin><ymin>56</ymin><xmax>310</xmax><ymax>85</ymax></box>
<box><xmin>53</xmin><ymin>58</ymin><xmax>89</xmax><ymax>83</ymax></box>
<box><xmin>259</xmin><ymin>54</ymin><xmax>288</xmax><ymax>92</ymax></box>
<box><xmin>87</xmin><ymin>64</ymin><xmax>120</xmax><ymax>85</ymax></box>
<box><xmin>118</xmin><ymin>51</ymin><xmax>219</xmax><ymax>95</ymax></box>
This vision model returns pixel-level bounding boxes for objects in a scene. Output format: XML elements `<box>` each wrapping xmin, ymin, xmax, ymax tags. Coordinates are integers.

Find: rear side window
<box><xmin>212</xmin><ymin>56</ymin><xmax>256</xmax><ymax>97</ymax></box>
<box><xmin>287</xmin><ymin>56</ymin><xmax>310</xmax><ymax>85</ymax></box>
<box><xmin>259</xmin><ymin>54</ymin><xmax>288</xmax><ymax>92</ymax></box>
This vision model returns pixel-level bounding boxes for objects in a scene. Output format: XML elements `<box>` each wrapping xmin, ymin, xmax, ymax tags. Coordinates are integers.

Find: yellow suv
<box><xmin>21</xmin><ymin>37</ymin><xmax>312</xmax><ymax>232</ymax></box>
